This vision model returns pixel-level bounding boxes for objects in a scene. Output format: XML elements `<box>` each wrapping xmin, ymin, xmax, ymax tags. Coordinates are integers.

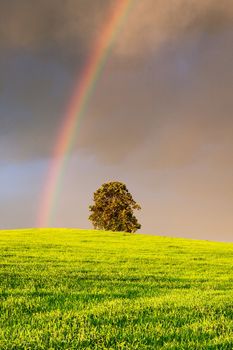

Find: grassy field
<box><xmin>0</xmin><ymin>229</ymin><xmax>232</xmax><ymax>349</ymax></box>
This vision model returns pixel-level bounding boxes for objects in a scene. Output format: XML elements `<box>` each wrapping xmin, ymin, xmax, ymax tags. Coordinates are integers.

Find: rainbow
<box><xmin>37</xmin><ymin>0</ymin><xmax>134</xmax><ymax>227</ymax></box>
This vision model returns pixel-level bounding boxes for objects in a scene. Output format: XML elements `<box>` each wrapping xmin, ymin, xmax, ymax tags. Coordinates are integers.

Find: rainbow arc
<box><xmin>37</xmin><ymin>0</ymin><xmax>134</xmax><ymax>227</ymax></box>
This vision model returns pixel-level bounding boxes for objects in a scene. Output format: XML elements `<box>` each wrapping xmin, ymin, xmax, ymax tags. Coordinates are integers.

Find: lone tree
<box><xmin>89</xmin><ymin>181</ymin><xmax>141</xmax><ymax>233</ymax></box>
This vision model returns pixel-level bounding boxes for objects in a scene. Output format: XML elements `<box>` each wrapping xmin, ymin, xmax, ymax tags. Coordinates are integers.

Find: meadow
<box><xmin>0</xmin><ymin>229</ymin><xmax>232</xmax><ymax>349</ymax></box>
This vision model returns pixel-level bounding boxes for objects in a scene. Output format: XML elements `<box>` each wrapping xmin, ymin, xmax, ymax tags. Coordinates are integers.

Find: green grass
<box><xmin>0</xmin><ymin>229</ymin><xmax>232</xmax><ymax>349</ymax></box>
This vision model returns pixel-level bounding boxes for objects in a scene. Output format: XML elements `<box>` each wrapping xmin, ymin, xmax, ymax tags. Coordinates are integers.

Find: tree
<box><xmin>89</xmin><ymin>181</ymin><xmax>141</xmax><ymax>233</ymax></box>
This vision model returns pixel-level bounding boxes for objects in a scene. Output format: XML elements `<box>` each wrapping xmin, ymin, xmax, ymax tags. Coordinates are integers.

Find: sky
<box><xmin>0</xmin><ymin>0</ymin><xmax>232</xmax><ymax>241</ymax></box>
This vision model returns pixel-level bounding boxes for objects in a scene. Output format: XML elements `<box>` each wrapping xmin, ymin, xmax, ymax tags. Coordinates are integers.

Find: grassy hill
<box><xmin>0</xmin><ymin>229</ymin><xmax>232</xmax><ymax>349</ymax></box>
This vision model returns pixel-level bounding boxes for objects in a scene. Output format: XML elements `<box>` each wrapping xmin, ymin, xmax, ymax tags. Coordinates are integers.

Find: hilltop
<box><xmin>0</xmin><ymin>229</ymin><xmax>232</xmax><ymax>349</ymax></box>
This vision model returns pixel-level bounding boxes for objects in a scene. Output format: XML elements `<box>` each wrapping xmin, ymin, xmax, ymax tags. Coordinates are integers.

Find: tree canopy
<box><xmin>89</xmin><ymin>181</ymin><xmax>141</xmax><ymax>233</ymax></box>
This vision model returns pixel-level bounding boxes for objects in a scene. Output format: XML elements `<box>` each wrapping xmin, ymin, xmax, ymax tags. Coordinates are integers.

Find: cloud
<box><xmin>77</xmin><ymin>28</ymin><xmax>233</xmax><ymax>170</ymax></box>
<box><xmin>113</xmin><ymin>0</ymin><xmax>233</xmax><ymax>58</ymax></box>
<box><xmin>0</xmin><ymin>0</ymin><xmax>232</xmax><ymax>168</ymax></box>
<box><xmin>0</xmin><ymin>0</ymin><xmax>111</xmax><ymax>51</ymax></box>
<box><xmin>0</xmin><ymin>0</ymin><xmax>232</xmax><ymax>58</ymax></box>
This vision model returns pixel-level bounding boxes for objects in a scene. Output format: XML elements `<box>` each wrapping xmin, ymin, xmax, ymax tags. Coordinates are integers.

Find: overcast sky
<box><xmin>0</xmin><ymin>0</ymin><xmax>232</xmax><ymax>241</ymax></box>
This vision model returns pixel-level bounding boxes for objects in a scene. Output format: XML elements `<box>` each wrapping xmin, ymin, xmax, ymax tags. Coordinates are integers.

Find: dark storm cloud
<box><xmin>0</xmin><ymin>0</ymin><xmax>116</xmax><ymax>161</ymax></box>
<box><xmin>0</xmin><ymin>0</ymin><xmax>232</xmax><ymax>52</ymax></box>
<box><xmin>78</xmin><ymin>30</ymin><xmax>233</xmax><ymax>169</ymax></box>
<box><xmin>0</xmin><ymin>0</ymin><xmax>113</xmax><ymax>51</ymax></box>
<box><xmin>112</xmin><ymin>0</ymin><xmax>233</xmax><ymax>58</ymax></box>
<box><xmin>0</xmin><ymin>0</ymin><xmax>233</xmax><ymax>165</ymax></box>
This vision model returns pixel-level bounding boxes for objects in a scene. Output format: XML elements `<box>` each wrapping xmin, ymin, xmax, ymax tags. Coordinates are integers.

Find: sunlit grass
<box><xmin>0</xmin><ymin>229</ymin><xmax>232</xmax><ymax>349</ymax></box>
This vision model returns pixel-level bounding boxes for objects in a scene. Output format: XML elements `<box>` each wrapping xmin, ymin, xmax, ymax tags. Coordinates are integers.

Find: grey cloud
<box><xmin>77</xmin><ymin>29</ymin><xmax>233</xmax><ymax>169</ymax></box>
<box><xmin>0</xmin><ymin>0</ymin><xmax>233</xmax><ymax>168</ymax></box>
<box><xmin>0</xmin><ymin>0</ymin><xmax>113</xmax><ymax>50</ymax></box>
<box><xmin>113</xmin><ymin>0</ymin><xmax>233</xmax><ymax>58</ymax></box>
<box><xmin>0</xmin><ymin>0</ymin><xmax>232</xmax><ymax>57</ymax></box>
